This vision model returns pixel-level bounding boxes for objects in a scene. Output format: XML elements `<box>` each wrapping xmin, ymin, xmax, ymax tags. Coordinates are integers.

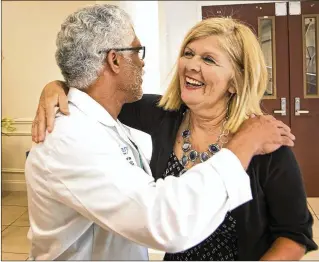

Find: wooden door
<box><xmin>288</xmin><ymin>1</ymin><xmax>319</xmax><ymax>197</ymax></box>
<box><xmin>202</xmin><ymin>1</ymin><xmax>319</xmax><ymax>196</ymax></box>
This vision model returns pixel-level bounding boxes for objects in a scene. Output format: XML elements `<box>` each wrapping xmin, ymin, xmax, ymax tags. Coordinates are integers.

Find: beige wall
<box><xmin>2</xmin><ymin>1</ymin><xmax>121</xmax><ymax>190</ymax></box>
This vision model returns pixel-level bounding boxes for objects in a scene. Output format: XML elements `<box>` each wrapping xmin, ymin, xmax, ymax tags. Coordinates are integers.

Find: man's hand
<box><xmin>226</xmin><ymin>115</ymin><xmax>295</xmax><ymax>169</ymax></box>
<box><xmin>32</xmin><ymin>80</ymin><xmax>69</xmax><ymax>143</ymax></box>
<box><xmin>239</xmin><ymin>115</ymin><xmax>295</xmax><ymax>155</ymax></box>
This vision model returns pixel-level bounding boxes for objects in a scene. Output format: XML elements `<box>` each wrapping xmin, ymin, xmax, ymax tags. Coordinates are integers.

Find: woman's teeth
<box><xmin>185</xmin><ymin>77</ymin><xmax>204</xmax><ymax>88</ymax></box>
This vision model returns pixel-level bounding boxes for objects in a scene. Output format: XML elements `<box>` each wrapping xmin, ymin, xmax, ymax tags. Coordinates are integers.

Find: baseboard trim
<box><xmin>2</xmin><ymin>168</ymin><xmax>26</xmax><ymax>191</ymax></box>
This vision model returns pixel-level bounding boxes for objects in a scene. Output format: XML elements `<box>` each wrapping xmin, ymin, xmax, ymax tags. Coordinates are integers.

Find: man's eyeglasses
<box><xmin>100</xmin><ymin>46</ymin><xmax>146</xmax><ymax>60</ymax></box>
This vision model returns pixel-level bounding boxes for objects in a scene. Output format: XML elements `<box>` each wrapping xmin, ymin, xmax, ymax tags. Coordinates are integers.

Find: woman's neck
<box><xmin>188</xmin><ymin>107</ymin><xmax>227</xmax><ymax>135</ymax></box>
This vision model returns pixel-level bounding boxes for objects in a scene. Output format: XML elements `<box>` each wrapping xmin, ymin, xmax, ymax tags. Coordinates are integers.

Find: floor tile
<box><xmin>302</xmin><ymin>249</ymin><xmax>319</xmax><ymax>260</ymax></box>
<box><xmin>12</xmin><ymin>210</ymin><xmax>29</xmax><ymax>227</ymax></box>
<box><xmin>302</xmin><ymin>238</ymin><xmax>319</xmax><ymax>260</ymax></box>
<box><xmin>2</xmin><ymin>225</ymin><xmax>8</xmax><ymax>232</ymax></box>
<box><xmin>2</xmin><ymin>206</ymin><xmax>27</xmax><ymax>226</ymax></box>
<box><xmin>1</xmin><ymin>252</ymin><xmax>29</xmax><ymax>261</ymax></box>
<box><xmin>149</xmin><ymin>253</ymin><xmax>165</xmax><ymax>260</ymax></box>
<box><xmin>2</xmin><ymin>191</ymin><xmax>12</xmax><ymax>199</ymax></box>
<box><xmin>308</xmin><ymin>203</ymin><xmax>315</xmax><ymax>214</ymax></box>
<box><xmin>308</xmin><ymin>198</ymin><xmax>319</xmax><ymax>214</ymax></box>
<box><xmin>313</xmin><ymin>217</ymin><xmax>319</xmax><ymax>238</ymax></box>
<box><xmin>2</xmin><ymin>226</ymin><xmax>30</xmax><ymax>253</ymax></box>
<box><xmin>2</xmin><ymin>192</ymin><xmax>28</xmax><ymax>207</ymax></box>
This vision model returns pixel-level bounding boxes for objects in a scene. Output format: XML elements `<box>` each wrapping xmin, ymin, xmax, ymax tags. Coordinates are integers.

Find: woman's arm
<box><xmin>261</xmin><ymin>146</ymin><xmax>318</xmax><ymax>260</ymax></box>
<box><xmin>260</xmin><ymin>237</ymin><xmax>305</xmax><ymax>260</ymax></box>
<box><xmin>32</xmin><ymin>80</ymin><xmax>69</xmax><ymax>143</ymax></box>
<box><xmin>32</xmin><ymin>80</ymin><xmax>164</xmax><ymax>141</ymax></box>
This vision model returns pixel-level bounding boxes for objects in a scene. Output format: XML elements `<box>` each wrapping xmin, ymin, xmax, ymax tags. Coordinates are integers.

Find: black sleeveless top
<box><xmin>162</xmin><ymin>152</ymin><xmax>238</xmax><ymax>261</ymax></box>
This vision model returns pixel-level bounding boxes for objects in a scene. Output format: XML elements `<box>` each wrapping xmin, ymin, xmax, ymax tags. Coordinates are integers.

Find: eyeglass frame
<box><xmin>99</xmin><ymin>46</ymin><xmax>146</xmax><ymax>60</ymax></box>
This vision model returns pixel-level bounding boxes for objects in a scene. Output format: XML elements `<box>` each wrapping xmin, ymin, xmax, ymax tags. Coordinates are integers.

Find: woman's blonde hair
<box><xmin>158</xmin><ymin>17</ymin><xmax>268</xmax><ymax>133</ymax></box>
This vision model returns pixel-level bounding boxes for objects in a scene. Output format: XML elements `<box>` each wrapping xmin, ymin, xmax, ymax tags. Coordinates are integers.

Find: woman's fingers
<box><xmin>37</xmin><ymin>106</ymin><xmax>47</xmax><ymax>142</ymax></box>
<box><xmin>45</xmin><ymin>94</ymin><xmax>59</xmax><ymax>133</ymax></box>
<box><xmin>32</xmin><ymin>117</ymin><xmax>39</xmax><ymax>143</ymax></box>
<box><xmin>58</xmin><ymin>92</ymin><xmax>70</xmax><ymax>115</ymax></box>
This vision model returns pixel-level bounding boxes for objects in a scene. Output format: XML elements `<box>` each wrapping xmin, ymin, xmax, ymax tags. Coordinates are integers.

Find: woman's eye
<box><xmin>183</xmin><ymin>51</ymin><xmax>194</xmax><ymax>58</ymax></box>
<box><xmin>203</xmin><ymin>56</ymin><xmax>216</xmax><ymax>65</ymax></box>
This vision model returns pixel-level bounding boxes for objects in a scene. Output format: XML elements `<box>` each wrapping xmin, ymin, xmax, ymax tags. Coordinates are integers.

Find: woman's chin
<box><xmin>181</xmin><ymin>91</ymin><xmax>201</xmax><ymax>107</ymax></box>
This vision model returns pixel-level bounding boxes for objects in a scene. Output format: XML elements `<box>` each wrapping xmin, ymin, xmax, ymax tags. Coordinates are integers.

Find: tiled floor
<box><xmin>1</xmin><ymin>192</ymin><xmax>319</xmax><ymax>261</ymax></box>
<box><xmin>2</xmin><ymin>192</ymin><xmax>29</xmax><ymax>261</ymax></box>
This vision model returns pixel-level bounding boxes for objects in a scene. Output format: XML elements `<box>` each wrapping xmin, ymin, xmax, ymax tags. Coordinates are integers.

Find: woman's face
<box><xmin>178</xmin><ymin>35</ymin><xmax>235</xmax><ymax>112</ymax></box>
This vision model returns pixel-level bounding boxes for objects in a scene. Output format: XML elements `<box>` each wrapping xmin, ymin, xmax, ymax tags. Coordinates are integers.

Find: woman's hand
<box><xmin>32</xmin><ymin>80</ymin><xmax>69</xmax><ymax>143</ymax></box>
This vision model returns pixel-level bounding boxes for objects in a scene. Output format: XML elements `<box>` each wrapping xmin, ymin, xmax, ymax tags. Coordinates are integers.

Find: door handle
<box><xmin>273</xmin><ymin>98</ymin><xmax>286</xmax><ymax>116</ymax></box>
<box><xmin>295</xmin><ymin>110</ymin><xmax>309</xmax><ymax>115</ymax></box>
<box><xmin>295</xmin><ymin>97</ymin><xmax>310</xmax><ymax>116</ymax></box>
<box><xmin>274</xmin><ymin>110</ymin><xmax>286</xmax><ymax>114</ymax></box>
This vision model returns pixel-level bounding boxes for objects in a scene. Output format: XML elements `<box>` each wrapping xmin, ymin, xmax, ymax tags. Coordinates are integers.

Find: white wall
<box><xmin>119</xmin><ymin>1</ymin><xmax>161</xmax><ymax>95</ymax></box>
<box><xmin>158</xmin><ymin>1</ymin><xmax>199</xmax><ymax>91</ymax></box>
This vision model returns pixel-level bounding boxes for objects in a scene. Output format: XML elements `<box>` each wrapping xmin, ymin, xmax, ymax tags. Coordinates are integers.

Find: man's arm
<box><xmin>44</xmin><ymin>132</ymin><xmax>251</xmax><ymax>253</ymax></box>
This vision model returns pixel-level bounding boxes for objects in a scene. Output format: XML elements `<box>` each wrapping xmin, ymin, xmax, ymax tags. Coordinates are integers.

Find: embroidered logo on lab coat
<box><xmin>121</xmin><ymin>146</ymin><xmax>128</xmax><ymax>155</ymax></box>
<box><xmin>120</xmin><ymin>145</ymin><xmax>136</xmax><ymax>166</ymax></box>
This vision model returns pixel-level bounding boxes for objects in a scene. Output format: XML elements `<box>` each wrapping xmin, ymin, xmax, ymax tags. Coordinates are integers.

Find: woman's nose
<box><xmin>185</xmin><ymin>56</ymin><xmax>201</xmax><ymax>72</ymax></box>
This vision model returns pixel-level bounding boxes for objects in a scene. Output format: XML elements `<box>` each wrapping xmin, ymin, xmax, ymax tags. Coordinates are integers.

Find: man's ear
<box><xmin>106</xmin><ymin>50</ymin><xmax>120</xmax><ymax>74</ymax></box>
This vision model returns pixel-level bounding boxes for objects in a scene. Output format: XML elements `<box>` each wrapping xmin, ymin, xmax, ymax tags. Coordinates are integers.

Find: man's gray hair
<box><xmin>55</xmin><ymin>4</ymin><xmax>135</xmax><ymax>89</ymax></box>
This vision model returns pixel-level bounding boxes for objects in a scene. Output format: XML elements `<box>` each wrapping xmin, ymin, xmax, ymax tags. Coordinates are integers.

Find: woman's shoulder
<box><xmin>140</xmin><ymin>94</ymin><xmax>162</xmax><ymax>104</ymax></box>
<box><xmin>120</xmin><ymin>94</ymin><xmax>163</xmax><ymax>116</ymax></box>
<box><xmin>252</xmin><ymin>146</ymin><xmax>295</xmax><ymax>166</ymax></box>
<box><xmin>119</xmin><ymin>93</ymin><xmax>183</xmax><ymax>135</ymax></box>
<box><xmin>130</xmin><ymin>94</ymin><xmax>164</xmax><ymax>113</ymax></box>
<box><xmin>136</xmin><ymin>94</ymin><xmax>184</xmax><ymax>116</ymax></box>
<box><xmin>249</xmin><ymin>146</ymin><xmax>301</xmax><ymax>187</ymax></box>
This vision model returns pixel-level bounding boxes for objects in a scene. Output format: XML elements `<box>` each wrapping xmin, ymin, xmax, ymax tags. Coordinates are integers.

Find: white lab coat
<box><xmin>25</xmin><ymin>88</ymin><xmax>252</xmax><ymax>260</ymax></box>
